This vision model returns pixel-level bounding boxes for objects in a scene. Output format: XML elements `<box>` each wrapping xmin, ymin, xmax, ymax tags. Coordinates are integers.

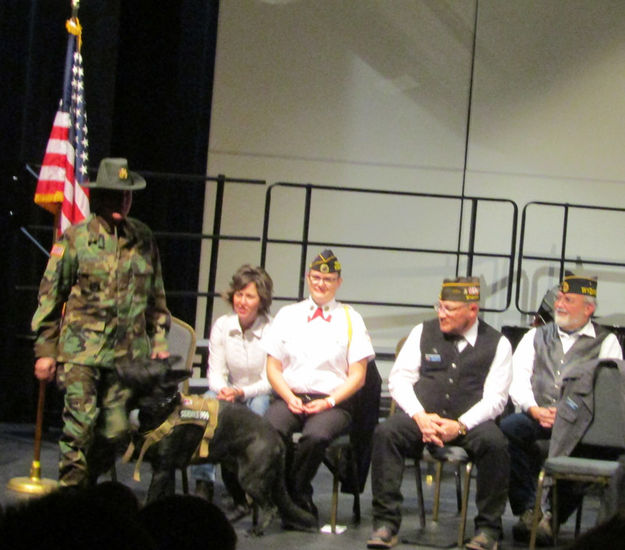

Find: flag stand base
<box><xmin>7</xmin><ymin>461</ymin><xmax>58</xmax><ymax>495</ymax></box>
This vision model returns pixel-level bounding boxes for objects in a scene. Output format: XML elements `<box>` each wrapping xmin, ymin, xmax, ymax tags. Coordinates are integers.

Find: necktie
<box><xmin>446</xmin><ymin>333</ymin><xmax>462</xmax><ymax>351</ymax></box>
<box><xmin>308</xmin><ymin>307</ymin><xmax>331</xmax><ymax>322</ymax></box>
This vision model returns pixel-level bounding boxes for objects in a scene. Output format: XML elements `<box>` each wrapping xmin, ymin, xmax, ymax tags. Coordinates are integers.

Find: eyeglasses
<box><xmin>434</xmin><ymin>302</ymin><xmax>467</xmax><ymax>315</ymax></box>
<box><xmin>309</xmin><ymin>274</ymin><xmax>339</xmax><ymax>285</ymax></box>
<box><xmin>554</xmin><ymin>293</ymin><xmax>578</xmax><ymax>306</ymax></box>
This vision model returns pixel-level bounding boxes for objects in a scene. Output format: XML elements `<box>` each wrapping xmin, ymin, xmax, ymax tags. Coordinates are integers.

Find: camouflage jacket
<box><xmin>32</xmin><ymin>214</ymin><xmax>171</xmax><ymax>367</ymax></box>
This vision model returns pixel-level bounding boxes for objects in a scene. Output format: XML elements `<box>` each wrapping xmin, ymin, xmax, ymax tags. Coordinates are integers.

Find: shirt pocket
<box><xmin>131</xmin><ymin>261</ymin><xmax>154</xmax><ymax>301</ymax></box>
<box><xmin>59</xmin><ymin>316</ymin><xmax>107</xmax><ymax>358</ymax></box>
<box><xmin>77</xmin><ymin>259</ymin><xmax>111</xmax><ymax>299</ymax></box>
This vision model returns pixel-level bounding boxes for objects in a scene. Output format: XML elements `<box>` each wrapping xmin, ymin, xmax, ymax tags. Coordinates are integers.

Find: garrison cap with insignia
<box><xmin>83</xmin><ymin>157</ymin><xmax>146</xmax><ymax>191</ymax></box>
<box><xmin>309</xmin><ymin>249</ymin><xmax>341</xmax><ymax>274</ymax></box>
<box><xmin>560</xmin><ymin>270</ymin><xmax>597</xmax><ymax>297</ymax></box>
<box><xmin>440</xmin><ymin>276</ymin><xmax>480</xmax><ymax>302</ymax></box>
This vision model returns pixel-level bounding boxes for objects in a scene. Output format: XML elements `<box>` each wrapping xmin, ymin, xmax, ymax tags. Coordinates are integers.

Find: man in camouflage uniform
<box><xmin>32</xmin><ymin>157</ymin><xmax>171</xmax><ymax>487</ymax></box>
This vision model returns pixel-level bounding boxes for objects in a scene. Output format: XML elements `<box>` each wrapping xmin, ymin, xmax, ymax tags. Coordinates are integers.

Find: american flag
<box><xmin>34</xmin><ymin>18</ymin><xmax>90</xmax><ymax>236</ymax></box>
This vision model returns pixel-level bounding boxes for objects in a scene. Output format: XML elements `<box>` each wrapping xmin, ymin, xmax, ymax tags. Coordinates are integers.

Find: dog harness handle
<box><xmin>127</xmin><ymin>395</ymin><xmax>220</xmax><ymax>482</ymax></box>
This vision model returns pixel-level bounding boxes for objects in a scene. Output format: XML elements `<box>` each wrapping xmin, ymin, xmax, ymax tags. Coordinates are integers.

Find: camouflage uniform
<box><xmin>32</xmin><ymin>213</ymin><xmax>171</xmax><ymax>486</ymax></box>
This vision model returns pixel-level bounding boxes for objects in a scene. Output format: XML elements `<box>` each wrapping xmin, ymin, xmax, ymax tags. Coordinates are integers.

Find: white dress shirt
<box><xmin>207</xmin><ymin>312</ymin><xmax>272</xmax><ymax>398</ymax></box>
<box><xmin>389</xmin><ymin>319</ymin><xmax>513</xmax><ymax>430</ymax></box>
<box><xmin>262</xmin><ymin>297</ymin><xmax>375</xmax><ymax>395</ymax></box>
<box><xmin>509</xmin><ymin>320</ymin><xmax>623</xmax><ymax>411</ymax></box>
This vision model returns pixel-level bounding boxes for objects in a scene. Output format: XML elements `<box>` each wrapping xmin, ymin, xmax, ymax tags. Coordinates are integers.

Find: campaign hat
<box><xmin>83</xmin><ymin>158</ymin><xmax>146</xmax><ymax>190</ymax></box>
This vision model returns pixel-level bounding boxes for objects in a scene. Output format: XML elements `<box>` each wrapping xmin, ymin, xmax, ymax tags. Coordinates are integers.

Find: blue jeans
<box><xmin>190</xmin><ymin>392</ymin><xmax>270</xmax><ymax>482</ymax></box>
<box><xmin>499</xmin><ymin>412</ymin><xmax>551</xmax><ymax>515</ymax></box>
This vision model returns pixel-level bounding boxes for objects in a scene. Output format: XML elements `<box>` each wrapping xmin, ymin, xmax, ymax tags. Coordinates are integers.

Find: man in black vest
<box><xmin>500</xmin><ymin>271</ymin><xmax>622</xmax><ymax>544</ymax></box>
<box><xmin>367</xmin><ymin>277</ymin><xmax>513</xmax><ymax>550</ymax></box>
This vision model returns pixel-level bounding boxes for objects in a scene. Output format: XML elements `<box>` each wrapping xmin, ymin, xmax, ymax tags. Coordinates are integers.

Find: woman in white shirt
<box><xmin>191</xmin><ymin>264</ymin><xmax>273</xmax><ymax>507</ymax></box>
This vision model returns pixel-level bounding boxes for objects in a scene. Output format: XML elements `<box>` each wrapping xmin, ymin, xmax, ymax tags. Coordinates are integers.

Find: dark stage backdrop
<box><xmin>0</xmin><ymin>0</ymin><xmax>218</xmax><ymax>422</ymax></box>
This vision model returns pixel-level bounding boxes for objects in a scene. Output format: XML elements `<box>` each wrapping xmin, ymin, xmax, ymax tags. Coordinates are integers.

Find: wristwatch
<box><xmin>457</xmin><ymin>420</ymin><xmax>468</xmax><ymax>436</ymax></box>
<box><xmin>326</xmin><ymin>396</ymin><xmax>336</xmax><ymax>408</ymax></box>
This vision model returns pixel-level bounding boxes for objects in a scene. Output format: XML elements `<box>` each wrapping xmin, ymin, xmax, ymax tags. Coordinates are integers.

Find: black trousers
<box><xmin>371</xmin><ymin>411</ymin><xmax>510</xmax><ymax>537</ymax></box>
<box><xmin>265</xmin><ymin>396</ymin><xmax>351</xmax><ymax>503</ymax></box>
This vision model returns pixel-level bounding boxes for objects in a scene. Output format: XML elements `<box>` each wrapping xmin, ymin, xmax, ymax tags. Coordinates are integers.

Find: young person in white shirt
<box><xmin>262</xmin><ymin>249</ymin><xmax>375</xmax><ymax>520</ymax></box>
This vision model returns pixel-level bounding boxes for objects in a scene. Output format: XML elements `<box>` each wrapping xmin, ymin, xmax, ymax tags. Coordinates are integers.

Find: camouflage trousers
<box><xmin>57</xmin><ymin>363</ymin><xmax>131</xmax><ymax>487</ymax></box>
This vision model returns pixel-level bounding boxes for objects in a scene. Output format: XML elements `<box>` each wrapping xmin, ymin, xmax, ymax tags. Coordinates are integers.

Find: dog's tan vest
<box><xmin>123</xmin><ymin>394</ymin><xmax>220</xmax><ymax>481</ymax></box>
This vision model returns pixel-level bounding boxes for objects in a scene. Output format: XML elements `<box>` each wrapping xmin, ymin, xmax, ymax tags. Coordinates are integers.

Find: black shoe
<box><xmin>512</xmin><ymin>509</ymin><xmax>535</xmax><ymax>543</ymax></box>
<box><xmin>194</xmin><ymin>479</ymin><xmax>214</xmax><ymax>502</ymax></box>
<box><xmin>294</xmin><ymin>495</ymin><xmax>318</xmax><ymax>520</ymax></box>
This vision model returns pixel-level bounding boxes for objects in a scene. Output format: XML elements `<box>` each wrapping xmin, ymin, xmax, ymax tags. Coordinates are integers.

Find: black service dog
<box><xmin>116</xmin><ymin>356</ymin><xmax>317</xmax><ymax>535</ymax></box>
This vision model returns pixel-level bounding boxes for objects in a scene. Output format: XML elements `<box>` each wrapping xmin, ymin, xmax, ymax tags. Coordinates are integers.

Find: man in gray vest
<box><xmin>500</xmin><ymin>271</ymin><xmax>622</xmax><ymax>544</ymax></box>
<box><xmin>367</xmin><ymin>277</ymin><xmax>513</xmax><ymax>550</ymax></box>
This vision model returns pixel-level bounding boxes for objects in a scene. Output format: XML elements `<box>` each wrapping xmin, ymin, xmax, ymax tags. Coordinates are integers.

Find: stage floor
<box><xmin>1</xmin><ymin>422</ymin><xmax>596</xmax><ymax>549</ymax></box>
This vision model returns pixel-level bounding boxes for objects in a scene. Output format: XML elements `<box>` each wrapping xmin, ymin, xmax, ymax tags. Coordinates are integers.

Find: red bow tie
<box><xmin>308</xmin><ymin>307</ymin><xmax>332</xmax><ymax>323</ymax></box>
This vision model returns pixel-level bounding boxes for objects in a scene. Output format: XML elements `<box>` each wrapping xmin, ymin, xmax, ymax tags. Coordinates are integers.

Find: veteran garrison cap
<box><xmin>83</xmin><ymin>158</ymin><xmax>146</xmax><ymax>190</ymax></box>
<box><xmin>309</xmin><ymin>249</ymin><xmax>341</xmax><ymax>274</ymax></box>
<box><xmin>560</xmin><ymin>271</ymin><xmax>597</xmax><ymax>297</ymax></box>
<box><xmin>440</xmin><ymin>276</ymin><xmax>480</xmax><ymax>302</ymax></box>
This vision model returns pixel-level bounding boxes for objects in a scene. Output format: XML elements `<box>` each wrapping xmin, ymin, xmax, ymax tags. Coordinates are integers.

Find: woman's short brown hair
<box><xmin>225</xmin><ymin>265</ymin><xmax>273</xmax><ymax>316</ymax></box>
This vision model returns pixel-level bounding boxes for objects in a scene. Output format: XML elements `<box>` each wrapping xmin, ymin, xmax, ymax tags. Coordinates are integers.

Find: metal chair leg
<box><xmin>575</xmin><ymin>499</ymin><xmax>583</xmax><ymax>537</ymax></box>
<box><xmin>457</xmin><ymin>462</ymin><xmax>473</xmax><ymax>548</ymax></box>
<box><xmin>330</xmin><ymin>447</ymin><xmax>342</xmax><ymax>533</ymax></box>
<box><xmin>349</xmin><ymin>449</ymin><xmax>361</xmax><ymax>524</ymax></box>
<box><xmin>322</xmin><ymin>435</ymin><xmax>361</xmax><ymax>532</ymax></box>
<box><xmin>454</xmin><ymin>464</ymin><xmax>463</xmax><ymax>513</ymax></box>
<box><xmin>552</xmin><ymin>477</ymin><xmax>559</xmax><ymax>546</ymax></box>
<box><xmin>415</xmin><ymin>460</ymin><xmax>426</xmax><ymax>528</ymax></box>
<box><xmin>432</xmin><ymin>461</ymin><xmax>444</xmax><ymax>521</ymax></box>
<box><xmin>529</xmin><ymin>469</ymin><xmax>546</xmax><ymax>550</ymax></box>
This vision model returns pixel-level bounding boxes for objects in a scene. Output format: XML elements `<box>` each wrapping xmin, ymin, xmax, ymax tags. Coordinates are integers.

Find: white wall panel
<box><xmin>199</xmin><ymin>0</ymin><xmax>625</xmax><ymax>352</ymax></box>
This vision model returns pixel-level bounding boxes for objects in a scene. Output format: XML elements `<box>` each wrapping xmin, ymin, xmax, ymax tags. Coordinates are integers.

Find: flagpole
<box><xmin>6</xmin><ymin>0</ymin><xmax>85</xmax><ymax>497</ymax></box>
<box><xmin>7</xmin><ymin>229</ymin><xmax>56</xmax><ymax>494</ymax></box>
<box><xmin>7</xmin><ymin>209</ymin><xmax>61</xmax><ymax>495</ymax></box>
<box><xmin>7</xmin><ymin>380</ymin><xmax>58</xmax><ymax>495</ymax></box>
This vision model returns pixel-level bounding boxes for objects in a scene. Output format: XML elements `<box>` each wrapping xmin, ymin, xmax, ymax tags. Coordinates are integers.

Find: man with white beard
<box><xmin>500</xmin><ymin>271</ymin><xmax>622</xmax><ymax>545</ymax></box>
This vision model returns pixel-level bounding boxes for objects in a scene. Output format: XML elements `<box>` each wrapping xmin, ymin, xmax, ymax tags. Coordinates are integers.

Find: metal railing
<box><xmin>516</xmin><ymin>200</ymin><xmax>625</xmax><ymax>315</ymax></box>
<box><xmin>261</xmin><ymin>182</ymin><xmax>518</xmax><ymax>313</ymax></box>
<box><xmin>146</xmin><ymin>172</ymin><xmax>266</xmax><ymax>334</ymax></box>
<box><xmin>21</xmin><ymin>168</ymin><xmax>625</xmax><ymax>324</ymax></box>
